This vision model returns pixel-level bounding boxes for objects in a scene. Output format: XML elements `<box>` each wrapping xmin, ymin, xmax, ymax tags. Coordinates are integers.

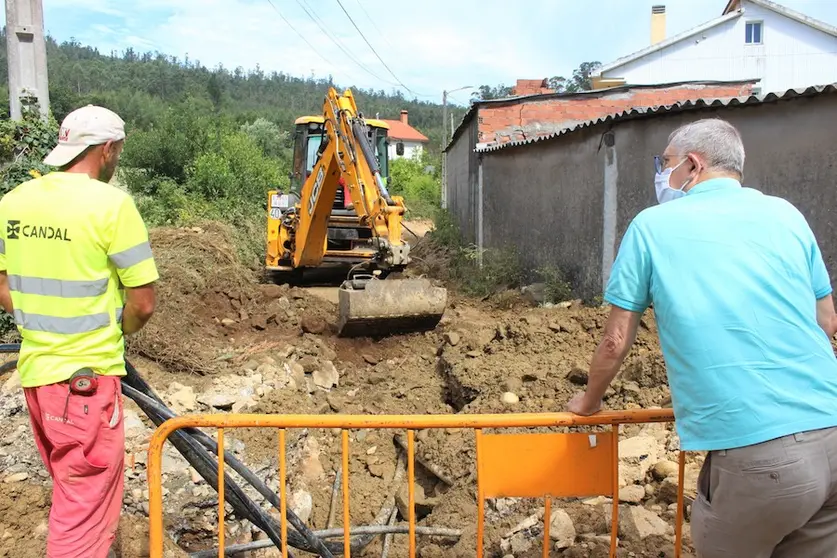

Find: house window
<box><xmin>745</xmin><ymin>21</ymin><xmax>763</xmax><ymax>44</ymax></box>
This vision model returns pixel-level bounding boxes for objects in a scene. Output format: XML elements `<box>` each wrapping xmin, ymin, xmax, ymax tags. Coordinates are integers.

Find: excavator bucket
<box><xmin>337</xmin><ymin>277</ymin><xmax>447</xmax><ymax>337</ymax></box>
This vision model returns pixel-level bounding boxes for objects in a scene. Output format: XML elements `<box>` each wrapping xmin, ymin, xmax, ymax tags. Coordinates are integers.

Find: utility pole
<box><xmin>5</xmin><ymin>0</ymin><xmax>50</xmax><ymax>120</ymax></box>
<box><xmin>440</xmin><ymin>86</ymin><xmax>471</xmax><ymax>210</ymax></box>
<box><xmin>441</xmin><ymin>90</ymin><xmax>448</xmax><ymax>209</ymax></box>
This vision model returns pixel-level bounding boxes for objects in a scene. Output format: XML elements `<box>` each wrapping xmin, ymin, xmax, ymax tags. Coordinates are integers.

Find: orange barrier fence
<box><xmin>147</xmin><ymin>409</ymin><xmax>683</xmax><ymax>557</ymax></box>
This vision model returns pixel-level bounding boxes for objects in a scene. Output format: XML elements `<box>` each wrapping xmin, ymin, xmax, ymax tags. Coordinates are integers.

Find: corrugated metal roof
<box><xmin>444</xmin><ymin>78</ymin><xmax>758</xmax><ymax>152</ymax></box>
<box><xmin>475</xmin><ymin>83</ymin><xmax>837</xmax><ymax>154</ymax></box>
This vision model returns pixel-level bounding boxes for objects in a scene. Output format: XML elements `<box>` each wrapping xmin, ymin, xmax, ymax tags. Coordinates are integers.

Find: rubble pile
<box><xmin>0</xmin><ymin>223</ymin><xmax>700</xmax><ymax>557</ymax></box>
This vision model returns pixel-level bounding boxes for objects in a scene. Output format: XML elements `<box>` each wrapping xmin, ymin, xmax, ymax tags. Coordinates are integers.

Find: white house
<box><xmin>593</xmin><ymin>0</ymin><xmax>837</xmax><ymax>95</ymax></box>
<box><xmin>382</xmin><ymin>110</ymin><xmax>429</xmax><ymax>161</ymax></box>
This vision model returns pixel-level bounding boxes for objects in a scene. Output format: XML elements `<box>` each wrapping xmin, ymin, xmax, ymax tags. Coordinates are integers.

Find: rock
<box><xmin>548</xmin><ymin>322</ymin><xmax>562</xmax><ymax>333</ymax></box>
<box><xmin>645</xmin><ymin>484</ymin><xmax>656</xmax><ymax>498</ymax></box>
<box><xmin>658</xmin><ymin>464</ymin><xmax>700</xmax><ymax>504</ymax></box>
<box><xmin>567</xmin><ymin>367</ymin><xmax>588</xmax><ymax>386</ymax></box>
<box><xmin>232</xmin><ymin>397</ymin><xmax>257</xmax><ymax>413</ymax></box>
<box><xmin>313</xmin><ymin>361</ymin><xmax>339</xmax><ymax>390</ymax></box>
<box><xmin>250</xmin><ymin>315</ymin><xmax>269</xmax><ymax>331</ymax></box>
<box><xmin>504</xmin><ymin>512</ymin><xmax>541</xmax><ymax>537</ymax></box>
<box><xmin>501</xmin><ymin>532</ymin><xmax>534</xmax><ymax>555</ymax></box>
<box><xmin>618</xmin><ymin>436</ymin><xmax>659</xmax><ymax>486</ymax></box>
<box><xmin>2</xmin><ymin>472</ymin><xmax>28</xmax><ymax>483</ymax></box>
<box><xmin>652</xmin><ymin>460</ymin><xmax>679</xmax><ymax>481</ymax></box>
<box><xmin>123</xmin><ymin>409</ymin><xmax>148</xmax><ymax>443</ymax></box>
<box><xmin>290</xmin><ymin>490</ymin><xmax>313</xmax><ymax>524</ymax></box>
<box><xmin>583</xmin><ymin>496</ymin><xmax>612</xmax><ymax>506</ymax></box>
<box><xmin>396</xmin><ymin>483</ymin><xmax>437</xmax><ymax>520</ymax></box>
<box><xmin>243</xmin><ymin>359</ymin><xmax>260</xmax><ymax>372</ymax></box>
<box><xmin>300</xmin><ymin>438</ymin><xmax>325</xmax><ymax>483</ymax></box>
<box><xmin>33</xmin><ymin>521</ymin><xmax>48</xmax><ymax>538</ymax></box>
<box><xmin>362</xmin><ymin>354</ymin><xmax>379</xmax><ymax>365</ymax></box>
<box><xmin>2</xmin><ymin>370</ymin><xmax>20</xmax><ymax>394</ymax></box>
<box><xmin>298</xmin><ymin>356</ymin><xmax>319</xmax><ymax>374</ymax></box>
<box><xmin>221</xmin><ymin>318</ymin><xmax>237</xmax><ymax>327</ymax></box>
<box><xmin>367</xmin><ymin>460</ymin><xmax>395</xmax><ymax>480</ymax></box>
<box><xmin>198</xmin><ymin>393</ymin><xmax>236</xmax><ymax>410</ymax></box>
<box><xmin>474</xmin><ymin>329</ymin><xmax>496</xmax><ymax>349</ymax></box>
<box><xmin>501</xmin><ymin>392</ymin><xmax>519</xmax><ymax>406</ymax></box>
<box><xmin>300</xmin><ymin>315</ymin><xmax>327</xmax><ymax>334</ymax></box>
<box><xmin>261</xmin><ymin>284</ymin><xmax>285</xmax><ymax>299</ymax></box>
<box><xmin>503</xmin><ymin>377</ymin><xmax>523</xmax><ymax>393</ymax></box>
<box><xmin>521</xmin><ymin>283</ymin><xmax>546</xmax><ymax>305</ymax></box>
<box><xmin>167</xmin><ymin>383</ymin><xmax>198</xmax><ymax>413</ymax></box>
<box><xmin>465</xmin><ymin>351</ymin><xmax>481</xmax><ymax>358</ymax></box>
<box><xmin>624</xmin><ymin>506</ymin><xmax>672</xmax><ymax>541</ymax></box>
<box><xmin>619</xmin><ymin>484</ymin><xmax>646</xmax><ymax>504</ymax></box>
<box><xmin>443</xmin><ymin>332</ymin><xmax>461</xmax><ymax>347</ymax></box>
<box><xmin>549</xmin><ymin>509</ymin><xmax>576</xmax><ymax>549</ymax></box>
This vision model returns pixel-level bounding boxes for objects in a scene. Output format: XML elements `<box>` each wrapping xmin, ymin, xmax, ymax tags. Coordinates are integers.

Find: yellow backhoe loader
<box><xmin>265</xmin><ymin>88</ymin><xmax>446</xmax><ymax>337</ymax></box>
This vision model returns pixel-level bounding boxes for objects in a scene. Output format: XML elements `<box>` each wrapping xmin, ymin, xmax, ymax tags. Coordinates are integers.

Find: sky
<box><xmin>5</xmin><ymin>0</ymin><xmax>837</xmax><ymax>106</ymax></box>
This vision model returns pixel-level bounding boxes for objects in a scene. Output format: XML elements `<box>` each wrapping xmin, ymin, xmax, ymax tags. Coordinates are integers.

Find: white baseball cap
<box><xmin>43</xmin><ymin>105</ymin><xmax>126</xmax><ymax>167</ymax></box>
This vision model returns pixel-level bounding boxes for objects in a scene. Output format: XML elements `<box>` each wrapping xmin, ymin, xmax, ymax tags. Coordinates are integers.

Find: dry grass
<box><xmin>127</xmin><ymin>221</ymin><xmax>258</xmax><ymax>375</ymax></box>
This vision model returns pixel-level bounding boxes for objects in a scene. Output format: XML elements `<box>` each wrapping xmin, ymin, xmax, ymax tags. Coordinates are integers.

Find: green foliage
<box><xmin>240</xmin><ymin>118</ymin><xmax>291</xmax><ymax>160</ymax></box>
<box><xmin>389</xmin><ymin>151</ymin><xmax>441</xmax><ymax>218</ymax></box>
<box><xmin>0</xmin><ymin>99</ymin><xmax>60</xmax><ymax>337</ymax></box>
<box><xmin>458</xmin><ymin>245</ymin><xmax>524</xmax><ymax>298</ymax></box>
<box><xmin>0</xmin><ymin>99</ymin><xmax>59</xmax><ymax>195</ymax></box>
<box><xmin>186</xmin><ymin>131</ymin><xmax>284</xmax><ymax>201</ymax></box>
<box><xmin>471</xmin><ymin>61</ymin><xmax>602</xmax><ymax>102</ymax></box>
<box><xmin>549</xmin><ymin>61</ymin><xmax>603</xmax><ymax>94</ymax></box>
<box><xmin>420</xmin><ymin>208</ymin><xmax>524</xmax><ymax>298</ymax></box>
<box><xmin>536</xmin><ymin>265</ymin><xmax>574</xmax><ymax>304</ymax></box>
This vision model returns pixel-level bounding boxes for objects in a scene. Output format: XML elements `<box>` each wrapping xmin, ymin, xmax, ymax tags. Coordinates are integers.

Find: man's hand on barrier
<box><xmin>567</xmin><ymin>392</ymin><xmax>602</xmax><ymax>416</ymax></box>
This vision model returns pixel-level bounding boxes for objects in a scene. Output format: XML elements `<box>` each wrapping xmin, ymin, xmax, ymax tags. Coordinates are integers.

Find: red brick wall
<box><xmin>512</xmin><ymin>79</ymin><xmax>553</xmax><ymax>97</ymax></box>
<box><xmin>477</xmin><ymin>82</ymin><xmax>756</xmax><ymax>145</ymax></box>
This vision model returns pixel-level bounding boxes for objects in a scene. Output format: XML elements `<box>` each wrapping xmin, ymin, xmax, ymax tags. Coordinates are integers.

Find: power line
<box><xmin>334</xmin><ymin>0</ymin><xmax>432</xmax><ymax>99</ymax></box>
<box><xmin>353</xmin><ymin>0</ymin><xmax>395</xmax><ymax>51</ymax></box>
<box><xmin>264</xmin><ymin>0</ymin><xmax>349</xmax><ymax>81</ymax></box>
<box><xmin>295</xmin><ymin>0</ymin><xmax>400</xmax><ymax>87</ymax></box>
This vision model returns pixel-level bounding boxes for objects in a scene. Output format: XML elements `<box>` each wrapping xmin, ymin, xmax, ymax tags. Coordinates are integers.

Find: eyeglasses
<box><xmin>654</xmin><ymin>155</ymin><xmax>663</xmax><ymax>174</ymax></box>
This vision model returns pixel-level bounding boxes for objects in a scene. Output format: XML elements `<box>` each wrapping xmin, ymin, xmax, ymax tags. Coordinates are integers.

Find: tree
<box><xmin>470</xmin><ymin>84</ymin><xmax>515</xmax><ymax>102</ymax></box>
<box><xmin>548</xmin><ymin>61</ymin><xmax>602</xmax><ymax>94</ymax></box>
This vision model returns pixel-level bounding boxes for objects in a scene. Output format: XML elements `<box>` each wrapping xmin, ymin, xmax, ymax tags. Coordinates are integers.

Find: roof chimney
<box><xmin>400</xmin><ymin>110</ymin><xmax>408</xmax><ymax>125</ymax></box>
<box><xmin>651</xmin><ymin>5</ymin><xmax>666</xmax><ymax>45</ymax></box>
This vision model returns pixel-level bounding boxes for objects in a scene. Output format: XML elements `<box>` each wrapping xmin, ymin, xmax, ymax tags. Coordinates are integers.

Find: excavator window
<box><xmin>306</xmin><ymin>134</ymin><xmax>324</xmax><ymax>174</ymax></box>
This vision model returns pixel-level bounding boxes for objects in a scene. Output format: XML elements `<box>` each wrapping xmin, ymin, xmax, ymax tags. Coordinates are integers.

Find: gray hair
<box><xmin>667</xmin><ymin>118</ymin><xmax>745</xmax><ymax>176</ymax></box>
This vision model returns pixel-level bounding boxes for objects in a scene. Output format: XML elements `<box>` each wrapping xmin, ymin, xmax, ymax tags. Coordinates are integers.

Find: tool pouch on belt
<box><xmin>69</xmin><ymin>368</ymin><xmax>99</xmax><ymax>396</ymax></box>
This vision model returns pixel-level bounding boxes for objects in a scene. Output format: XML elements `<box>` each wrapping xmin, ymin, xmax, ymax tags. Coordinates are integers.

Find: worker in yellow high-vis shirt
<box><xmin>0</xmin><ymin>105</ymin><xmax>158</xmax><ymax>558</ymax></box>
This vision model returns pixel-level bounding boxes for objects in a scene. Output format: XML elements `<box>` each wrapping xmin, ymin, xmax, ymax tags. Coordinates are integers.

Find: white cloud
<box><xmin>24</xmin><ymin>0</ymin><xmax>837</xmax><ymax>106</ymax></box>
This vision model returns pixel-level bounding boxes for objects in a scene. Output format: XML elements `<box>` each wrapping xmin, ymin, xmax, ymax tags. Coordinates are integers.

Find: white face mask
<box><xmin>655</xmin><ymin>159</ymin><xmax>691</xmax><ymax>204</ymax></box>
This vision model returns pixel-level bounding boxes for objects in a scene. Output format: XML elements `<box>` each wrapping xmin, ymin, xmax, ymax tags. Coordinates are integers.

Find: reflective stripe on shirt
<box><xmin>109</xmin><ymin>241</ymin><xmax>153</xmax><ymax>269</ymax></box>
<box><xmin>13</xmin><ymin>309</ymin><xmax>111</xmax><ymax>334</ymax></box>
<box><xmin>8</xmin><ymin>275</ymin><xmax>109</xmax><ymax>298</ymax></box>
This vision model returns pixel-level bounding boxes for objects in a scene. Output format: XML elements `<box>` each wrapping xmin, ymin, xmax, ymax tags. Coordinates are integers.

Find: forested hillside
<box><xmin>0</xmin><ymin>32</ymin><xmax>453</xmax><ymax>264</ymax></box>
<box><xmin>0</xmin><ymin>31</ymin><xmax>459</xmax><ymax>151</ymax></box>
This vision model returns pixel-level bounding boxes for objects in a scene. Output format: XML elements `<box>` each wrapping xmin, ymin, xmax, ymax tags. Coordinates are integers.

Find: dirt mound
<box><xmin>128</xmin><ymin>222</ymin><xmax>257</xmax><ymax>374</ymax></box>
<box><xmin>128</xmin><ymin>222</ymin><xmax>337</xmax><ymax>375</ymax></box>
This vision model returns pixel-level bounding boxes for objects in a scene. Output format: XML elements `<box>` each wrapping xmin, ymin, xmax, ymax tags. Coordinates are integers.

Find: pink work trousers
<box><xmin>24</xmin><ymin>375</ymin><xmax>125</xmax><ymax>558</ymax></box>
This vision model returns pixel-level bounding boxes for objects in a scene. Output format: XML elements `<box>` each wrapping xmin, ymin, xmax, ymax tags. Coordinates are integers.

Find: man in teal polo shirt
<box><xmin>568</xmin><ymin>118</ymin><xmax>837</xmax><ymax>557</ymax></box>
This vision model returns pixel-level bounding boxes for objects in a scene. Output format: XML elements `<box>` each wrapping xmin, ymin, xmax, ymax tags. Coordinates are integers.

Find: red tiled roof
<box><xmin>381</xmin><ymin>119</ymin><xmax>429</xmax><ymax>142</ymax></box>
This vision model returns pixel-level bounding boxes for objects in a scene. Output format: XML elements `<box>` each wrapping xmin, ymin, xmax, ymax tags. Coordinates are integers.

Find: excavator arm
<box><xmin>294</xmin><ymin>88</ymin><xmax>408</xmax><ymax>270</ymax></box>
<box><xmin>267</xmin><ymin>88</ymin><xmax>447</xmax><ymax>337</ymax></box>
